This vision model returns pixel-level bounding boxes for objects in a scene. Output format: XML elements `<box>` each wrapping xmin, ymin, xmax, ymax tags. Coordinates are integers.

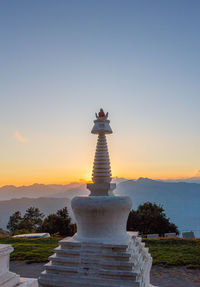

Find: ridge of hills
<box><xmin>0</xmin><ymin>182</ymin><xmax>86</xmax><ymax>200</ymax></box>
<box><xmin>0</xmin><ymin>178</ymin><xmax>200</xmax><ymax>236</ymax></box>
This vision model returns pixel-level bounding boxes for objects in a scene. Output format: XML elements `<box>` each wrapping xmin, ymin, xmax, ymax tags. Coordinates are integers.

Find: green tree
<box><xmin>7</xmin><ymin>207</ymin><xmax>44</xmax><ymax>234</ymax></box>
<box><xmin>127</xmin><ymin>202</ymin><xmax>179</xmax><ymax>236</ymax></box>
<box><xmin>21</xmin><ymin>207</ymin><xmax>44</xmax><ymax>232</ymax></box>
<box><xmin>7</xmin><ymin>211</ymin><xmax>22</xmax><ymax>233</ymax></box>
<box><xmin>41</xmin><ymin>207</ymin><xmax>75</xmax><ymax>236</ymax></box>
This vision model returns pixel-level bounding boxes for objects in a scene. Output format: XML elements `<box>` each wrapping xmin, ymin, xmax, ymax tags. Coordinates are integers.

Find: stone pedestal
<box><xmin>0</xmin><ymin>244</ymin><xmax>38</xmax><ymax>287</ymax></box>
<box><xmin>39</xmin><ymin>232</ymin><xmax>153</xmax><ymax>287</ymax></box>
<box><xmin>39</xmin><ymin>196</ymin><xmax>155</xmax><ymax>287</ymax></box>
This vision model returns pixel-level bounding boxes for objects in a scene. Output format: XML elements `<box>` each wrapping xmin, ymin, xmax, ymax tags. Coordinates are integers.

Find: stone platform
<box><xmin>39</xmin><ymin>232</ymin><xmax>153</xmax><ymax>287</ymax></box>
<box><xmin>0</xmin><ymin>244</ymin><xmax>37</xmax><ymax>287</ymax></box>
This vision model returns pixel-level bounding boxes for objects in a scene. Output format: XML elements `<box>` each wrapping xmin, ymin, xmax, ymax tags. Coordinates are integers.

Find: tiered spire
<box><xmin>87</xmin><ymin>109</ymin><xmax>116</xmax><ymax>196</ymax></box>
<box><xmin>92</xmin><ymin>133</ymin><xmax>111</xmax><ymax>183</ymax></box>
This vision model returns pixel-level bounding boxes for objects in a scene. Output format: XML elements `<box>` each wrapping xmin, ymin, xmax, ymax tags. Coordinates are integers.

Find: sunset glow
<box><xmin>1</xmin><ymin>1</ymin><xmax>200</xmax><ymax>187</ymax></box>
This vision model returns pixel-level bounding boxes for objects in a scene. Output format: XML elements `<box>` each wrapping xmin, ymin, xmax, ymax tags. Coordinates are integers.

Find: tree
<box><xmin>7</xmin><ymin>207</ymin><xmax>74</xmax><ymax>236</ymax></box>
<box><xmin>127</xmin><ymin>202</ymin><xmax>179</xmax><ymax>236</ymax></box>
<box><xmin>40</xmin><ymin>207</ymin><xmax>75</xmax><ymax>236</ymax></box>
<box><xmin>7</xmin><ymin>211</ymin><xmax>22</xmax><ymax>233</ymax></box>
<box><xmin>21</xmin><ymin>207</ymin><xmax>44</xmax><ymax>232</ymax></box>
<box><xmin>7</xmin><ymin>207</ymin><xmax>44</xmax><ymax>234</ymax></box>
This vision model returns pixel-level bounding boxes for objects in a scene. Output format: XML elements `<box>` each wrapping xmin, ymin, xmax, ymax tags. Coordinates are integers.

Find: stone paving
<box><xmin>10</xmin><ymin>262</ymin><xmax>200</xmax><ymax>287</ymax></box>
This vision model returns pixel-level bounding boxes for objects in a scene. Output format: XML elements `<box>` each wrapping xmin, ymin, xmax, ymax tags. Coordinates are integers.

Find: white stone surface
<box><xmin>0</xmin><ymin>244</ymin><xmax>37</xmax><ymax>287</ymax></box>
<box><xmin>71</xmin><ymin>196</ymin><xmax>132</xmax><ymax>244</ymax></box>
<box><xmin>13</xmin><ymin>233</ymin><xmax>50</xmax><ymax>239</ymax></box>
<box><xmin>18</xmin><ymin>278</ymin><xmax>38</xmax><ymax>287</ymax></box>
<box><xmin>39</xmin><ymin>233</ymin><xmax>154</xmax><ymax>287</ymax></box>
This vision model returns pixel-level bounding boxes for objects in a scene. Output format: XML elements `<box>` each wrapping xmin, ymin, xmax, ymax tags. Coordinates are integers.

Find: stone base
<box><xmin>0</xmin><ymin>244</ymin><xmax>38</xmax><ymax>287</ymax></box>
<box><xmin>18</xmin><ymin>278</ymin><xmax>38</xmax><ymax>287</ymax></box>
<box><xmin>39</xmin><ymin>232</ymin><xmax>156</xmax><ymax>287</ymax></box>
<box><xmin>0</xmin><ymin>272</ymin><xmax>20</xmax><ymax>287</ymax></box>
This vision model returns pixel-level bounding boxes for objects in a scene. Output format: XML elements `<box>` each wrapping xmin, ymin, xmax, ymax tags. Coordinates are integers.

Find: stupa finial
<box><xmin>95</xmin><ymin>108</ymin><xmax>108</xmax><ymax>119</ymax></box>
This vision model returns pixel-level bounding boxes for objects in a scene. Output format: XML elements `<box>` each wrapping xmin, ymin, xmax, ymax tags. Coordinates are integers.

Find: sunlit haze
<box><xmin>1</xmin><ymin>1</ymin><xmax>200</xmax><ymax>186</ymax></box>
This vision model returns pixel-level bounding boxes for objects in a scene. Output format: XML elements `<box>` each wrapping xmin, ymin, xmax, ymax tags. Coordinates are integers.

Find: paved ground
<box><xmin>151</xmin><ymin>266</ymin><xmax>200</xmax><ymax>287</ymax></box>
<box><xmin>10</xmin><ymin>261</ymin><xmax>200</xmax><ymax>287</ymax></box>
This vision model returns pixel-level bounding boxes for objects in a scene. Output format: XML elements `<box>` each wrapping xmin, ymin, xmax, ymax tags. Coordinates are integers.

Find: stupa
<box><xmin>39</xmin><ymin>109</ymin><xmax>155</xmax><ymax>287</ymax></box>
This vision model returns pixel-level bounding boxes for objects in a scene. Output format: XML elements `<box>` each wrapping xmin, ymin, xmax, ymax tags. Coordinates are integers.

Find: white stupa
<box><xmin>39</xmin><ymin>109</ymin><xmax>155</xmax><ymax>287</ymax></box>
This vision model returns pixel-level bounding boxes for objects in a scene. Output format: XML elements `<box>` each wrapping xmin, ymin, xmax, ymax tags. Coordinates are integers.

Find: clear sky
<box><xmin>1</xmin><ymin>0</ymin><xmax>200</xmax><ymax>186</ymax></box>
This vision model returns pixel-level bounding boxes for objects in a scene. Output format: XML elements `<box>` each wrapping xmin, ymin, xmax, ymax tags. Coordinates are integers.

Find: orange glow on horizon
<box><xmin>0</xmin><ymin>170</ymin><xmax>197</xmax><ymax>187</ymax></box>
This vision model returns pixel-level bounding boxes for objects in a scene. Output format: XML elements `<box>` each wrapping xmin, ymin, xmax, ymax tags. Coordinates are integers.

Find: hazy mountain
<box><xmin>115</xmin><ymin>178</ymin><xmax>200</xmax><ymax>236</ymax></box>
<box><xmin>0</xmin><ymin>197</ymin><xmax>73</xmax><ymax>230</ymax></box>
<box><xmin>0</xmin><ymin>183</ymin><xmax>85</xmax><ymax>201</ymax></box>
<box><xmin>48</xmin><ymin>185</ymin><xmax>89</xmax><ymax>199</ymax></box>
<box><xmin>1</xmin><ymin>178</ymin><xmax>200</xmax><ymax>236</ymax></box>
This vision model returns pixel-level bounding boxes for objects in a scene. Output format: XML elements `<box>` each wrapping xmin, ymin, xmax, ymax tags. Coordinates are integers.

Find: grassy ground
<box><xmin>0</xmin><ymin>237</ymin><xmax>60</xmax><ymax>263</ymax></box>
<box><xmin>144</xmin><ymin>238</ymin><xmax>200</xmax><ymax>269</ymax></box>
<box><xmin>0</xmin><ymin>237</ymin><xmax>200</xmax><ymax>268</ymax></box>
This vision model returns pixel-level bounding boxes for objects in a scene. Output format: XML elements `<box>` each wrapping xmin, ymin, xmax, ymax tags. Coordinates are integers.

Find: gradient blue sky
<box><xmin>1</xmin><ymin>1</ymin><xmax>200</xmax><ymax>185</ymax></box>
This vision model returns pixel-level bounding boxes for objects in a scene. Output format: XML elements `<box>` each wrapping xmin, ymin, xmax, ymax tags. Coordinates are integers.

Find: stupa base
<box><xmin>38</xmin><ymin>232</ymin><xmax>156</xmax><ymax>287</ymax></box>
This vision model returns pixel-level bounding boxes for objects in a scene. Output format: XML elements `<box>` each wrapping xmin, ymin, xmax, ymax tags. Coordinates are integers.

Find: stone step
<box><xmin>45</xmin><ymin>262</ymin><xmax>139</xmax><ymax>280</ymax></box>
<box><xmin>98</xmin><ymin>269</ymin><xmax>138</xmax><ymax>280</ymax></box>
<box><xmin>54</xmin><ymin>248</ymin><xmax>81</xmax><ymax>257</ymax></box>
<box><xmin>50</xmin><ymin>254</ymin><xmax>135</xmax><ymax>271</ymax></box>
<box><xmin>101</xmin><ymin>251</ymin><xmax>131</xmax><ymax>261</ymax></box>
<box><xmin>102</xmin><ymin>245</ymin><xmax>128</xmax><ymax>252</ymax></box>
<box><xmin>39</xmin><ymin>271</ymin><xmax>140</xmax><ymax>287</ymax></box>
<box><xmin>49</xmin><ymin>255</ymin><xmax>80</xmax><ymax>266</ymax></box>
<box><xmin>58</xmin><ymin>240</ymin><xmax>81</xmax><ymax>248</ymax></box>
<box><xmin>99</xmin><ymin>259</ymin><xmax>133</xmax><ymax>271</ymax></box>
<box><xmin>45</xmin><ymin>263</ymin><xmax>78</xmax><ymax>275</ymax></box>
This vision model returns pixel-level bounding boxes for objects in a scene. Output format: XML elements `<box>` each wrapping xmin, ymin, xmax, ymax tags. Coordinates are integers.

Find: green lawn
<box><xmin>0</xmin><ymin>237</ymin><xmax>60</xmax><ymax>263</ymax></box>
<box><xmin>144</xmin><ymin>238</ymin><xmax>200</xmax><ymax>269</ymax></box>
<box><xmin>0</xmin><ymin>237</ymin><xmax>200</xmax><ymax>268</ymax></box>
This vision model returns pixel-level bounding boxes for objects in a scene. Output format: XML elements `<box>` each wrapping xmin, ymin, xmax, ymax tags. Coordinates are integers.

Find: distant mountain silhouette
<box><xmin>0</xmin><ymin>182</ymin><xmax>85</xmax><ymax>200</ymax></box>
<box><xmin>1</xmin><ymin>178</ymin><xmax>200</xmax><ymax>236</ymax></box>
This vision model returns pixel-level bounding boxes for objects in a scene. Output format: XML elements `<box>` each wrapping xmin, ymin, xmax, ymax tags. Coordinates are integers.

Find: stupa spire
<box><xmin>87</xmin><ymin>109</ymin><xmax>116</xmax><ymax>196</ymax></box>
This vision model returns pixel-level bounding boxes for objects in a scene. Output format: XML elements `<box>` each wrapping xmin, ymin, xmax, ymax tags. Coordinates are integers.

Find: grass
<box><xmin>0</xmin><ymin>236</ymin><xmax>60</xmax><ymax>263</ymax></box>
<box><xmin>144</xmin><ymin>238</ymin><xmax>200</xmax><ymax>269</ymax></box>
<box><xmin>0</xmin><ymin>237</ymin><xmax>200</xmax><ymax>268</ymax></box>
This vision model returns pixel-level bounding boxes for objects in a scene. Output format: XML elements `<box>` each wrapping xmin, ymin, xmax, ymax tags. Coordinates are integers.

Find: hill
<box><xmin>0</xmin><ymin>183</ymin><xmax>85</xmax><ymax>200</ymax></box>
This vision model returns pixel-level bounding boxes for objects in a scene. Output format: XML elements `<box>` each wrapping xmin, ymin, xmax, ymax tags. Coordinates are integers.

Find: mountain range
<box><xmin>0</xmin><ymin>178</ymin><xmax>200</xmax><ymax>236</ymax></box>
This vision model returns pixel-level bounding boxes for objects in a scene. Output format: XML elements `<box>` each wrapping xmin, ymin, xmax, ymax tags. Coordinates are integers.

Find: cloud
<box><xmin>14</xmin><ymin>131</ymin><xmax>27</xmax><ymax>143</ymax></box>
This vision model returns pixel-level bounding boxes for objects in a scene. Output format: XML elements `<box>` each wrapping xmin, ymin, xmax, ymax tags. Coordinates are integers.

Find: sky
<box><xmin>1</xmin><ymin>0</ymin><xmax>200</xmax><ymax>186</ymax></box>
